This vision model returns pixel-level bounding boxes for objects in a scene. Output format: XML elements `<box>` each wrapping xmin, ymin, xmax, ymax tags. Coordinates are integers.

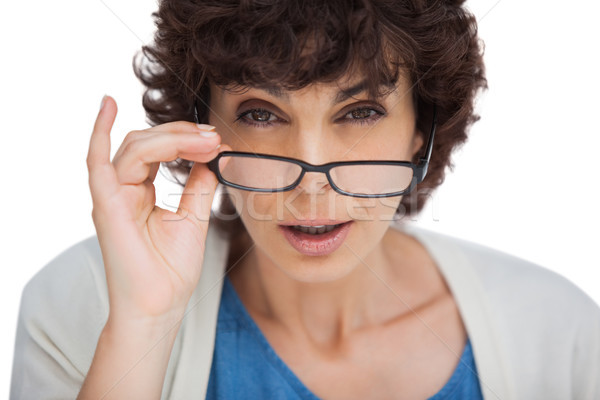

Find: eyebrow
<box><xmin>260</xmin><ymin>85</ymin><xmax>288</xmax><ymax>101</ymax></box>
<box><xmin>332</xmin><ymin>79</ymin><xmax>396</xmax><ymax>105</ymax></box>
<box><xmin>256</xmin><ymin>79</ymin><xmax>397</xmax><ymax>106</ymax></box>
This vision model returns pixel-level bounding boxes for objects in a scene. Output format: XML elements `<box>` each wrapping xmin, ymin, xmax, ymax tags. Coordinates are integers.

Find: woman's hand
<box><xmin>86</xmin><ymin>95</ymin><xmax>230</xmax><ymax>328</ymax></box>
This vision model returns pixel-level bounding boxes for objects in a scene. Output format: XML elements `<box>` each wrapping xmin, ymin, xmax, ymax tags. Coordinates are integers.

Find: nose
<box><xmin>296</xmin><ymin>171</ymin><xmax>331</xmax><ymax>195</ymax></box>
<box><xmin>286</xmin><ymin>124</ymin><xmax>335</xmax><ymax>195</ymax></box>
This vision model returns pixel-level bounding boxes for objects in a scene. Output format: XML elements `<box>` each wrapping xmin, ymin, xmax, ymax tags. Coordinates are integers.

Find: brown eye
<box><xmin>342</xmin><ymin>106</ymin><xmax>385</xmax><ymax>126</ymax></box>
<box><xmin>251</xmin><ymin>109</ymin><xmax>272</xmax><ymax>121</ymax></box>
<box><xmin>349</xmin><ymin>108</ymin><xmax>376</xmax><ymax>119</ymax></box>
<box><xmin>235</xmin><ymin>107</ymin><xmax>280</xmax><ymax>127</ymax></box>
<box><xmin>350</xmin><ymin>108</ymin><xmax>375</xmax><ymax>119</ymax></box>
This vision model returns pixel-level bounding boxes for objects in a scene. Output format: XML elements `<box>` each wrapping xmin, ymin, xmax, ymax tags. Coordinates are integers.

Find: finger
<box><xmin>87</xmin><ymin>95</ymin><xmax>121</xmax><ymax>205</ymax></box>
<box><xmin>112</xmin><ymin>122</ymin><xmax>216</xmax><ymax>163</ymax></box>
<box><xmin>112</xmin><ymin>131</ymin><xmax>222</xmax><ymax>185</ymax></box>
<box><xmin>177</xmin><ymin>144</ymin><xmax>233</xmax><ymax>229</ymax></box>
<box><xmin>146</xmin><ymin>136</ymin><xmax>218</xmax><ymax>184</ymax></box>
<box><xmin>145</xmin><ymin>120</ymin><xmax>216</xmax><ymax>134</ymax></box>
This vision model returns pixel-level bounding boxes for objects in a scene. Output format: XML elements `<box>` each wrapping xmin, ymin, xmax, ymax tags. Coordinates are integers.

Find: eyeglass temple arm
<box><xmin>415</xmin><ymin>104</ymin><xmax>438</xmax><ymax>183</ymax></box>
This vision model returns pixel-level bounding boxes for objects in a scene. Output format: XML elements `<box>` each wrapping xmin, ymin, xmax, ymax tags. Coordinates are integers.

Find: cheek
<box><xmin>345</xmin><ymin>196</ymin><xmax>403</xmax><ymax>222</ymax></box>
<box><xmin>231</xmin><ymin>190</ymin><xmax>283</xmax><ymax>238</ymax></box>
<box><xmin>216</xmin><ymin>128</ymin><xmax>246</xmax><ymax>151</ymax></box>
<box><xmin>342</xmin><ymin>132</ymin><xmax>416</xmax><ymax>162</ymax></box>
<box><xmin>229</xmin><ymin>190</ymin><xmax>266</xmax><ymax>219</ymax></box>
<box><xmin>377</xmin><ymin>196</ymin><xmax>404</xmax><ymax>220</ymax></box>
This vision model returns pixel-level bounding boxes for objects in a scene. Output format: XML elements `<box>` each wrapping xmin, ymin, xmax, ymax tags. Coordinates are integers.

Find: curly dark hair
<box><xmin>133</xmin><ymin>0</ymin><xmax>487</xmax><ymax>238</ymax></box>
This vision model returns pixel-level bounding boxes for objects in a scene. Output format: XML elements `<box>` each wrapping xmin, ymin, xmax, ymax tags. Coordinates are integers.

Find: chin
<box><xmin>269</xmin><ymin>249</ymin><xmax>361</xmax><ymax>284</ymax></box>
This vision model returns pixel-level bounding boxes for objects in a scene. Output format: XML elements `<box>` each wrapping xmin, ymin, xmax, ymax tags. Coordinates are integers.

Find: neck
<box><xmin>227</xmin><ymin>225</ymin><xmax>433</xmax><ymax>347</ymax></box>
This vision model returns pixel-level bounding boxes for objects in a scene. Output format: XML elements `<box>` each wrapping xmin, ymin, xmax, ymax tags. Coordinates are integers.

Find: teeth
<box><xmin>292</xmin><ymin>224</ymin><xmax>341</xmax><ymax>234</ymax></box>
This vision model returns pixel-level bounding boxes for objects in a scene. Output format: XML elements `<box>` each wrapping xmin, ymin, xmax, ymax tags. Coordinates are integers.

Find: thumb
<box><xmin>176</xmin><ymin>145</ymin><xmax>232</xmax><ymax>227</ymax></box>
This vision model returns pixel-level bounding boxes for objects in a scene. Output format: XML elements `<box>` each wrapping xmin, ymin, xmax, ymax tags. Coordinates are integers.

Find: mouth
<box><xmin>278</xmin><ymin>220</ymin><xmax>353</xmax><ymax>256</ymax></box>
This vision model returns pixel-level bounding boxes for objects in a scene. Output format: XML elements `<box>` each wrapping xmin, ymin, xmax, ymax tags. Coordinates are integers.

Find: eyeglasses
<box><xmin>199</xmin><ymin>105</ymin><xmax>437</xmax><ymax>198</ymax></box>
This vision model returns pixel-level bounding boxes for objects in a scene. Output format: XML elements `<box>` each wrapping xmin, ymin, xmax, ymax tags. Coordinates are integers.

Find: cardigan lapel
<box><xmin>390</xmin><ymin>221</ymin><xmax>514</xmax><ymax>400</ymax></box>
<box><xmin>162</xmin><ymin>222</ymin><xmax>231</xmax><ymax>400</ymax></box>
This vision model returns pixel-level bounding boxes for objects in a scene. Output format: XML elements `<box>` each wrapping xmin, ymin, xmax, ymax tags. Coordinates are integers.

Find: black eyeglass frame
<box><xmin>200</xmin><ymin>104</ymin><xmax>437</xmax><ymax>198</ymax></box>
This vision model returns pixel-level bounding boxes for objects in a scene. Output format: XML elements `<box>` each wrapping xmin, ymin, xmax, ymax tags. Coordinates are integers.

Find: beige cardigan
<box><xmin>10</xmin><ymin>221</ymin><xmax>600</xmax><ymax>399</ymax></box>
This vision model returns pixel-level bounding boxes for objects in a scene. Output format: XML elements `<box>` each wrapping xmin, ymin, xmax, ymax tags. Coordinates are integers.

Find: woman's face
<box><xmin>208</xmin><ymin>75</ymin><xmax>424</xmax><ymax>282</ymax></box>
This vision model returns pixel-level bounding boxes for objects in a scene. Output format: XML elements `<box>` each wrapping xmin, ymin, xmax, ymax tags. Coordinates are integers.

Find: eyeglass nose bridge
<box><xmin>284</xmin><ymin>161</ymin><xmax>341</xmax><ymax>195</ymax></box>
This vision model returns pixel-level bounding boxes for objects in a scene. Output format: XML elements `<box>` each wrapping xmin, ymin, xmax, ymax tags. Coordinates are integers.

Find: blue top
<box><xmin>206</xmin><ymin>276</ymin><xmax>484</xmax><ymax>399</ymax></box>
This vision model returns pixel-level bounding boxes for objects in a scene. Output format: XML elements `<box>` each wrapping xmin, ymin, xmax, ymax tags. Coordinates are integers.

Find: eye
<box><xmin>342</xmin><ymin>106</ymin><xmax>386</xmax><ymax>126</ymax></box>
<box><xmin>235</xmin><ymin>108</ymin><xmax>280</xmax><ymax>127</ymax></box>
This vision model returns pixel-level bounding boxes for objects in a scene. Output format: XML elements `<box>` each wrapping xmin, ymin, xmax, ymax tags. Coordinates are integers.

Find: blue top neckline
<box><xmin>222</xmin><ymin>275</ymin><xmax>477</xmax><ymax>399</ymax></box>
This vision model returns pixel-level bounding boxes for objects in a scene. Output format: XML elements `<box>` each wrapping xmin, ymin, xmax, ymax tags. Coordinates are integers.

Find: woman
<box><xmin>10</xmin><ymin>0</ymin><xmax>600</xmax><ymax>399</ymax></box>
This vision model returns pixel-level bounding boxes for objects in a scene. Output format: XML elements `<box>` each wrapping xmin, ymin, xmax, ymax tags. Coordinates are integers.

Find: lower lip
<box><xmin>278</xmin><ymin>222</ymin><xmax>353</xmax><ymax>256</ymax></box>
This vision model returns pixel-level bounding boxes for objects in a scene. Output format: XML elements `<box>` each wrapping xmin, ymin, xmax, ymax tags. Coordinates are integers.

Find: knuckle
<box><xmin>123</xmin><ymin>137</ymin><xmax>144</xmax><ymax>155</ymax></box>
<box><xmin>86</xmin><ymin>155</ymin><xmax>102</xmax><ymax>171</ymax></box>
<box><xmin>91</xmin><ymin>201</ymin><xmax>112</xmax><ymax>226</ymax></box>
<box><xmin>124</xmin><ymin>129</ymin><xmax>144</xmax><ymax>143</ymax></box>
<box><xmin>176</xmin><ymin>206</ymin><xmax>199</xmax><ymax>228</ymax></box>
<box><xmin>91</xmin><ymin>206</ymin><xmax>104</xmax><ymax>223</ymax></box>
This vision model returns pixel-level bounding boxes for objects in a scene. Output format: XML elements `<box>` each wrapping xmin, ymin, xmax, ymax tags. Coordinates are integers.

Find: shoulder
<box><xmin>401</xmin><ymin>223</ymin><xmax>599</xmax><ymax>320</ymax></box>
<box><xmin>20</xmin><ymin>234</ymin><xmax>109</xmax><ymax>331</ymax></box>
<box><xmin>444</xmin><ymin>230</ymin><xmax>598</xmax><ymax>321</ymax></box>
<box><xmin>399</xmin><ymin>223</ymin><xmax>600</xmax><ymax>397</ymax></box>
<box><xmin>11</xmin><ymin>235</ymin><xmax>108</xmax><ymax>397</ymax></box>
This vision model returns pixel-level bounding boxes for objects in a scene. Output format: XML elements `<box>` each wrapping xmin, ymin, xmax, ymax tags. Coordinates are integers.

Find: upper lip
<box><xmin>279</xmin><ymin>220</ymin><xmax>352</xmax><ymax>226</ymax></box>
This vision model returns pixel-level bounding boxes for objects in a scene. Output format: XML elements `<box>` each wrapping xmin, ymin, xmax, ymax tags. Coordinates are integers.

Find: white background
<box><xmin>1</xmin><ymin>0</ymin><xmax>599</xmax><ymax>396</ymax></box>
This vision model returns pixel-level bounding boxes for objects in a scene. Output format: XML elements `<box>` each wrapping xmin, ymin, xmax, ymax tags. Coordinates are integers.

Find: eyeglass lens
<box><xmin>218</xmin><ymin>155</ymin><xmax>414</xmax><ymax>196</ymax></box>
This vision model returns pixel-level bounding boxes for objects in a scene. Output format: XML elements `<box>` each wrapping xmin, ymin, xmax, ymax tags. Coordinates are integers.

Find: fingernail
<box><xmin>197</xmin><ymin>124</ymin><xmax>216</xmax><ymax>131</ymax></box>
<box><xmin>200</xmin><ymin>130</ymin><xmax>217</xmax><ymax>138</ymax></box>
<box><xmin>99</xmin><ymin>95</ymin><xmax>107</xmax><ymax>111</ymax></box>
